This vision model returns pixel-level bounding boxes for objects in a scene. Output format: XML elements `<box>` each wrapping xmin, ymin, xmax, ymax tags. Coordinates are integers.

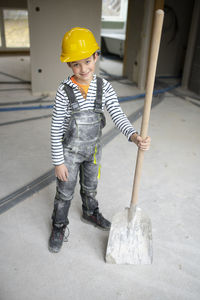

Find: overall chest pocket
<box><xmin>76</xmin><ymin>119</ymin><xmax>100</xmax><ymax>142</ymax></box>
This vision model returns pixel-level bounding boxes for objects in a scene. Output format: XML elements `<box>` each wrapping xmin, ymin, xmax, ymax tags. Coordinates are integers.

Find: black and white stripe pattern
<box><xmin>51</xmin><ymin>75</ymin><xmax>136</xmax><ymax>165</ymax></box>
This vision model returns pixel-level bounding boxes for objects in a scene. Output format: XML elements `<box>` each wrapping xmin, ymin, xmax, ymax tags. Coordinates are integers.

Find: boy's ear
<box><xmin>94</xmin><ymin>52</ymin><xmax>98</xmax><ymax>62</ymax></box>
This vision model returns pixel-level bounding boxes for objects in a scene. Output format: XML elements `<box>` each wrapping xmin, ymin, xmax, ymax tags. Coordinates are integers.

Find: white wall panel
<box><xmin>28</xmin><ymin>0</ymin><xmax>102</xmax><ymax>94</ymax></box>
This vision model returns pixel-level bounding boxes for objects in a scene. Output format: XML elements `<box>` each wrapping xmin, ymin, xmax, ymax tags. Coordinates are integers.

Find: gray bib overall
<box><xmin>52</xmin><ymin>77</ymin><xmax>106</xmax><ymax>226</ymax></box>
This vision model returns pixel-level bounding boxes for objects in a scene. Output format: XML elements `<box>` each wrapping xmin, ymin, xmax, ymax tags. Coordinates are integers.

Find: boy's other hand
<box><xmin>55</xmin><ymin>164</ymin><xmax>69</xmax><ymax>181</ymax></box>
<box><xmin>131</xmin><ymin>133</ymin><xmax>151</xmax><ymax>151</ymax></box>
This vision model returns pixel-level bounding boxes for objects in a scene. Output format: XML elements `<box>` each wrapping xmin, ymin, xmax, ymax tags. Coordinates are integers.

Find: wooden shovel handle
<box><xmin>131</xmin><ymin>9</ymin><xmax>164</xmax><ymax>208</ymax></box>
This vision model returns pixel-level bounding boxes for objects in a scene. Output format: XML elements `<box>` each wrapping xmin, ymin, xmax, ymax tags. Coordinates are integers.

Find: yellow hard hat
<box><xmin>60</xmin><ymin>27</ymin><xmax>100</xmax><ymax>62</ymax></box>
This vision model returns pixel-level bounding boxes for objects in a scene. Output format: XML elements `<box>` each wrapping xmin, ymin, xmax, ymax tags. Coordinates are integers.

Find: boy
<box><xmin>49</xmin><ymin>27</ymin><xmax>150</xmax><ymax>253</ymax></box>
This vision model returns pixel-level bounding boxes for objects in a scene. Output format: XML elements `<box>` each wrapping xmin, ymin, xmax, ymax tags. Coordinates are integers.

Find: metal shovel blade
<box><xmin>105</xmin><ymin>206</ymin><xmax>153</xmax><ymax>264</ymax></box>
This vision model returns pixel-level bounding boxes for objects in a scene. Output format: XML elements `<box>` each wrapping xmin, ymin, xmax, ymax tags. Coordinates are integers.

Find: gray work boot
<box><xmin>81</xmin><ymin>208</ymin><xmax>111</xmax><ymax>231</ymax></box>
<box><xmin>48</xmin><ymin>224</ymin><xmax>66</xmax><ymax>253</ymax></box>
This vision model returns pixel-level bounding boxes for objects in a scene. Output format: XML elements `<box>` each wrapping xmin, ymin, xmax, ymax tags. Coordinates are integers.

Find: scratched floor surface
<box><xmin>0</xmin><ymin>56</ymin><xmax>200</xmax><ymax>300</ymax></box>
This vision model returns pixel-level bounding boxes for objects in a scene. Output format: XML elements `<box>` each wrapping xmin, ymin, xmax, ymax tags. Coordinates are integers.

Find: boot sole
<box><xmin>81</xmin><ymin>216</ymin><xmax>110</xmax><ymax>231</ymax></box>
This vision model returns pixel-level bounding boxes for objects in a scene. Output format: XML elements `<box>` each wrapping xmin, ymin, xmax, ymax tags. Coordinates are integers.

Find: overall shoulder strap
<box><xmin>63</xmin><ymin>84</ymin><xmax>80</xmax><ymax>111</ymax></box>
<box><xmin>94</xmin><ymin>76</ymin><xmax>103</xmax><ymax>112</ymax></box>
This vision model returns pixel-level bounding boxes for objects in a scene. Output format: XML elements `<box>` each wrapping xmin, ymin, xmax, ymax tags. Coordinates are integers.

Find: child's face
<box><xmin>68</xmin><ymin>53</ymin><xmax>98</xmax><ymax>85</ymax></box>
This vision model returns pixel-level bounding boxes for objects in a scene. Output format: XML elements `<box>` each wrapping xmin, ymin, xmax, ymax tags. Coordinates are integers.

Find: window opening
<box><xmin>3</xmin><ymin>9</ymin><xmax>30</xmax><ymax>48</ymax></box>
<box><xmin>101</xmin><ymin>0</ymin><xmax>128</xmax><ymax>22</ymax></box>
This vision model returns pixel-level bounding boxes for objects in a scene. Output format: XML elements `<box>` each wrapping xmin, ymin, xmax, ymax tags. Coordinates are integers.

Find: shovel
<box><xmin>106</xmin><ymin>9</ymin><xmax>164</xmax><ymax>264</ymax></box>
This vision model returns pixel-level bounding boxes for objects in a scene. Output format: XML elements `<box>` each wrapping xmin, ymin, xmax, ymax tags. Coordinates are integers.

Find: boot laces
<box><xmin>93</xmin><ymin>209</ymin><xmax>104</xmax><ymax>222</ymax></box>
<box><xmin>53</xmin><ymin>225</ymin><xmax>70</xmax><ymax>242</ymax></box>
<box><xmin>64</xmin><ymin>226</ymin><xmax>70</xmax><ymax>242</ymax></box>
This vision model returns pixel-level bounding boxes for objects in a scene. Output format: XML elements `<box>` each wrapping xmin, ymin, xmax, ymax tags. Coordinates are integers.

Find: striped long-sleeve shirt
<box><xmin>51</xmin><ymin>75</ymin><xmax>137</xmax><ymax>165</ymax></box>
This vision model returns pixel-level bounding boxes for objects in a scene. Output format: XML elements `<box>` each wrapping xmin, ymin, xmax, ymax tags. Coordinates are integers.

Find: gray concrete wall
<box><xmin>123</xmin><ymin>0</ymin><xmax>155</xmax><ymax>88</ymax></box>
<box><xmin>188</xmin><ymin>8</ymin><xmax>200</xmax><ymax>95</ymax></box>
<box><xmin>123</xmin><ymin>0</ymin><xmax>194</xmax><ymax>87</ymax></box>
<box><xmin>28</xmin><ymin>0</ymin><xmax>102</xmax><ymax>95</ymax></box>
<box><xmin>123</xmin><ymin>0</ymin><xmax>145</xmax><ymax>83</ymax></box>
<box><xmin>157</xmin><ymin>0</ymin><xmax>194</xmax><ymax>76</ymax></box>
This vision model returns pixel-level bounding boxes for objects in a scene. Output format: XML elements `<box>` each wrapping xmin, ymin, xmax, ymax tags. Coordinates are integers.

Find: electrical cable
<box><xmin>0</xmin><ymin>96</ymin><xmax>54</xmax><ymax>106</ymax></box>
<box><xmin>0</xmin><ymin>82</ymin><xmax>180</xmax><ymax>112</ymax></box>
<box><xmin>100</xmin><ymin>68</ymin><xmax>181</xmax><ymax>86</ymax></box>
<box><xmin>0</xmin><ymin>104</ymin><xmax>53</xmax><ymax>112</ymax></box>
<box><xmin>0</xmin><ymin>81</ymin><xmax>30</xmax><ymax>84</ymax></box>
<box><xmin>163</xmin><ymin>5</ymin><xmax>178</xmax><ymax>45</ymax></box>
<box><xmin>100</xmin><ymin>68</ymin><xmax>135</xmax><ymax>85</ymax></box>
<box><xmin>0</xmin><ymin>114</ymin><xmax>52</xmax><ymax>127</ymax></box>
<box><xmin>0</xmin><ymin>88</ymin><xmax>31</xmax><ymax>92</ymax></box>
<box><xmin>0</xmin><ymin>71</ymin><xmax>31</xmax><ymax>83</ymax></box>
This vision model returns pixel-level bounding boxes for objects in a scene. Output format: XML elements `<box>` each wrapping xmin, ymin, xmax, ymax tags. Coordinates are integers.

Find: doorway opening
<box><xmin>0</xmin><ymin>8</ymin><xmax>30</xmax><ymax>53</ymax></box>
<box><xmin>100</xmin><ymin>0</ymin><xmax>129</xmax><ymax>80</ymax></box>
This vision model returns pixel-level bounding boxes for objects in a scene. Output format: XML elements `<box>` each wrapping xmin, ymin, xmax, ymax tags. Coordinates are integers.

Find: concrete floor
<box><xmin>0</xmin><ymin>56</ymin><xmax>200</xmax><ymax>300</ymax></box>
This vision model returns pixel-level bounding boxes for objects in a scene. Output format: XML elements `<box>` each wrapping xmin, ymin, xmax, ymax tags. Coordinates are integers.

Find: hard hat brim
<box><xmin>60</xmin><ymin>47</ymin><xmax>99</xmax><ymax>63</ymax></box>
